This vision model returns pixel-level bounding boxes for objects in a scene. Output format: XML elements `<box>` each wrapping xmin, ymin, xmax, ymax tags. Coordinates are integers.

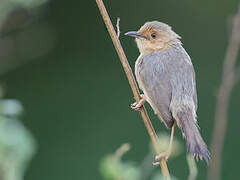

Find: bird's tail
<box><xmin>174</xmin><ymin>108</ymin><xmax>210</xmax><ymax>163</ymax></box>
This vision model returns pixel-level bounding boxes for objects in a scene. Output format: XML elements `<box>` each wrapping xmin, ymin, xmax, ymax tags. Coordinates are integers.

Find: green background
<box><xmin>1</xmin><ymin>0</ymin><xmax>240</xmax><ymax>179</ymax></box>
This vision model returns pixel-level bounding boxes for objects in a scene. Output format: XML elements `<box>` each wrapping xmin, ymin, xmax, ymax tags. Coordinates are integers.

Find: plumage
<box><xmin>136</xmin><ymin>43</ymin><xmax>209</xmax><ymax>162</ymax></box>
<box><xmin>135</xmin><ymin>43</ymin><xmax>196</xmax><ymax>127</ymax></box>
<box><xmin>126</xmin><ymin>21</ymin><xmax>209</xmax><ymax>163</ymax></box>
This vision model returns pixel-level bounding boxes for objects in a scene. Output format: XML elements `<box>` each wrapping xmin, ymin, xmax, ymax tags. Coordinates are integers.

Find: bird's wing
<box><xmin>136</xmin><ymin>51</ymin><xmax>174</xmax><ymax>128</ymax></box>
<box><xmin>166</xmin><ymin>45</ymin><xmax>198</xmax><ymax>112</ymax></box>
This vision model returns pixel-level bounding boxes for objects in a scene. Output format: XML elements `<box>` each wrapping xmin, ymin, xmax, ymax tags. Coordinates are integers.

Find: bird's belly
<box><xmin>142</xmin><ymin>87</ymin><xmax>166</xmax><ymax>119</ymax></box>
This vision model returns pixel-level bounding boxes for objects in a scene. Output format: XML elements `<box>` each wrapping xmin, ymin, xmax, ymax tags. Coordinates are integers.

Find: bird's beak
<box><xmin>125</xmin><ymin>31</ymin><xmax>147</xmax><ymax>39</ymax></box>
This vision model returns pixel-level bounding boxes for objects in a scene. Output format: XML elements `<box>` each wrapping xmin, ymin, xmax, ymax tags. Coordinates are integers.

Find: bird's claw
<box><xmin>131</xmin><ymin>102</ymin><xmax>141</xmax><ymax>111</ymax></box>
<box><xmin>155</xmin><ymin>152</ymin><xmax>169</xmax><ymax>161</ymax></box>
<box><xmin>130</xmin><ymin>94</ymin><xmax>146</xmax><ymax>111</ymax></box>
<box><xmin>153</xmin><ymin>152</ymin><xmax>170</xmax><ymax>166</ymax></box>
<box><xmin>152</xmin><ymin>161</ymin><xmax>161</xmax><ymax>166</ymax></box>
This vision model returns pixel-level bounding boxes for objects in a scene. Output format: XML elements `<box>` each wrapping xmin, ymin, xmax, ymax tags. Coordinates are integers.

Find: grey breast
<box><xmin>135</xmin><ymin>44</ymin><xmax>197</xmax><ymax>128</ymax></box>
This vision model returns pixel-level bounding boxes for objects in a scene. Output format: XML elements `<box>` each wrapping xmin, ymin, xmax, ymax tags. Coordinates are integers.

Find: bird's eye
<box><xmin>151</xmin><ymin>33</ymin><xmax>157</xmax><ymax>38</ymax></box>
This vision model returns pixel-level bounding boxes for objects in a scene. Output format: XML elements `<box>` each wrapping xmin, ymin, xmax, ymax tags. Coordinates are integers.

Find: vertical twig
<box><xmin>95</xmin><ymin>0</ymin><xmax>171</xmax><ymax>179</ymax></box>
<box><xmin>116</xmin><ymin>17</ymin><xmax>120</xmax><ymax>38</ymax></box>
<box><xmin>208</xmin><ymin>3</ymin><xmax>240</xmax><ymax>180</ymax></box>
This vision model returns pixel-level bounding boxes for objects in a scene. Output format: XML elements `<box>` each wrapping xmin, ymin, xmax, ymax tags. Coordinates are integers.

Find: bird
<box><xmin>125</xmin><ymin>21</ymin><xmax>210</xmax><ymax>163</ymax></box>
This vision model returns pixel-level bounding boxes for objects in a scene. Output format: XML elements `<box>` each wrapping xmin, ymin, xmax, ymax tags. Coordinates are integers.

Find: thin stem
<box><xmin>95</xmin><ymin>0</ymin><xmax>170</xmax><ymax>179</ymax></box>
<box><xmin>208</xmin><ymin>3</ymin><xmax>240</xmax><ymax>180</ymax></box>
<box><xmin>116</xmin><ymin>17</ymin><xmax>120</xmax><ymax>38</ymax></box>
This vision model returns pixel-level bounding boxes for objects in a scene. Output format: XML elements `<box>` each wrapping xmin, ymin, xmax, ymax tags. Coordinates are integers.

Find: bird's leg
<box><xmin>153</xmin><ymin>121</ymin><xmax>177</xmax><ymax>164</ymax></box>
<box><xmin>131</xmin><ymin>94</ymin><xmax>146</xmax><ymax>111</ymax></box>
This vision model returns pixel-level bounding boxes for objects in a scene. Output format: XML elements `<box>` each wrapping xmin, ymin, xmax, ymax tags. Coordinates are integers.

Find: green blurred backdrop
<box><xmin>0</xmin><ymin>0</ymin><xmax>240</xmax><ymax>179</ymax></box>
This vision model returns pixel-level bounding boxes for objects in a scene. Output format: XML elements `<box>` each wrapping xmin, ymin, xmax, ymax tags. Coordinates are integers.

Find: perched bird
<box><xmin>125</xmin><ymin>21</ymin><xmax>209</xmax><ymax>163</ymax></box>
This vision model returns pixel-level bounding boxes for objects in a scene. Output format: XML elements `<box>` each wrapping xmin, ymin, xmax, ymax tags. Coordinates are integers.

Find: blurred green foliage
<box><xmin>151</xmin><ymin>172</ymin><xmax>178</xmax><ymax>180</ymax></box>
<box><xmin>0</xmin><ymin>98</ymin><xmax>36</xmax><ymax>180</ymax></box>
<box><xmin>0</xmin><ymin>0</ymin><xmax>239</xmax><ymax>180</ymax></box>
<box><xmin>100</xmin><ymin>154</ymin><xmax>140</xmax><ymax>180</ymax></box>
<box><xmin>8</xmin><ymin>0</ymin><xmax>47</xmax><ymax>8</ymax></box>
<box><xmin>100</xmin><ymin>135</ymin><xmax>183</xmax><ymax>180</ymax></box>
<box><xmin>186</xmin><ymin>154</ymin><xmax>198</xmax><ymax>180</ymax></box>
<box><xmin>155</xmin><ymin>133</ymin><xmax>183</xmax><ymax>159</ymax></box>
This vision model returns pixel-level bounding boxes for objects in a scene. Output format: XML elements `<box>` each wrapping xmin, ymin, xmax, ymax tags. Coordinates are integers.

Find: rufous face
<box><xmin>135</xmin><ymin>28</ymin><xmax>171</xmax><ymax>53</ymax></box>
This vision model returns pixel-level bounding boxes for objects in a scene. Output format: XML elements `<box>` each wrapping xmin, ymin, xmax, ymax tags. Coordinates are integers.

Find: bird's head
<box><xmin>125</xmin><ymin>21</ymin><xmax>181</xmax><ymax>54</ymax></box>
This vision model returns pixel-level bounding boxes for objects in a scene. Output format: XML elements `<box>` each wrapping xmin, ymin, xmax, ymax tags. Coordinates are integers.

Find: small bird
<box><xmin>125</xmin><ymin>21</ymin><xmax>209</xmax><ymax>163</ymax></box>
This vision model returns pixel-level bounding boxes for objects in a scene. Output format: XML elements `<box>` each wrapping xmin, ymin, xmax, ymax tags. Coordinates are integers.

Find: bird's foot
<box><xmin>152</xmin><ymin>152</ymin><xmax>170</xmax><ymax>166</ymax></box>
<box><xmin>131</xmin><ymin>94</ymin><xmax>146</xmax><ymax>111</ymax></box>
<box><xmin>154</xmin><ymin>152</ymin><xmax>170</xmax><ymax>164</ymax></box>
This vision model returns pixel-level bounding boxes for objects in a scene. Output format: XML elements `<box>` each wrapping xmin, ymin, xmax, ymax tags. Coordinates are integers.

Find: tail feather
<box><xmin>175</xmin><ymin>109</ymin><xmax>210</xmax><ymax>163</ymax></box>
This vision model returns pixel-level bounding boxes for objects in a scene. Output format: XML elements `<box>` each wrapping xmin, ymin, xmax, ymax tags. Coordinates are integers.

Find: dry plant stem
<box><xmin>116</xmin><ymin>17</ymin><xmax>120</xmax><ymax>38</ymax></box>
<box><xmin>95</xmin><ymin>0</ymin><xmax>170</xmax><ymax>179</ymax></box>
<box><xmin>208</xmin><ymin>3</ymin><xmax>240</xmax><ymax>180</ymax></box>
<box><xmin>114</xmin><ymin>143</ymin><xmax>131</xmax><ymax>160</ymax></box>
